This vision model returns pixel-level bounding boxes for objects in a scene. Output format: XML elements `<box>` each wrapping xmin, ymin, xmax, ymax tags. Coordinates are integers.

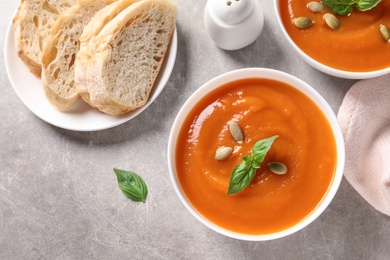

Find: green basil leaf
<box><xmin>322</xmin><ymin>0</ymin><xmax>355</xmax><ymax>15</ymax></box>
<box><xmin>322</xmin><ymin>0</ymin><xmax>381</xmax><ymax>15</ymax></box>
<box><xmin>227</xmin><ymin>156</ymin><xmax>259</xmax><ymax>195</ymax></box>
<box><xmin>355</xmin><ymin>0</ymin><xmax>382</xmax><ymax>11</ymax></box>
<box><xmin>228</xmin><ymin>156</ymin><xmax>253</xmax><ymax>184</ymax></box>
<box><xmin>114</xmin><ymin>168</ymin><xmax>148</xmax><ymax>202</ymax></box>
<box><xmin>227</xmin><ymin>135</ymin><xmax>278</xmax><ymax>195</ymax></box>
<box><xmin>333</xmin><ymin>4</ymin><xmax>354</xmax><ymax>15</ymax></box>
<box><xmin>252</xmin><ymin>135</ymin><xmax>278</xmax><ymax>163</ymax></box>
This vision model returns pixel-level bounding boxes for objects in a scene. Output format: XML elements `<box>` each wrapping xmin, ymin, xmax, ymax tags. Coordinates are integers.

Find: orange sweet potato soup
<box><xmin>176</xmin><ymin>78</ymin><xmax>337</xmax><ymax>235</ymax></box>
<box><xmin>279</xmin><ymin>0</ymin><xmax>390</xmax><ymax>72</ymax></box>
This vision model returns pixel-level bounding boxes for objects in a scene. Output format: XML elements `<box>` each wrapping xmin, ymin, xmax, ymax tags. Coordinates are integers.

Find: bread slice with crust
<box><xmin>78</xmin><ymin>0</ymin><xmax>177</xmax><ymax>115</ymax></box>
<box><xmin>13</xmin><ymin>0</ymin><xmax>76</xmax><ymax>77</ymax></box>
<box><xmin>74</xmin><ymin>0</ymin><xmax>141</xmax><ymax>104</ymax></box>
<box><xmin>41</xmin><ymin>0</ymin><xmax>118</xmax><ymax>111</ymax></box>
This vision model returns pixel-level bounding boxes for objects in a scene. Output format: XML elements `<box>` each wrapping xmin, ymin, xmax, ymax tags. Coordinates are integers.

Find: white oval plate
<box><xmin>4</xmin><ymin>11</ymin><xmax>177</xmax><ymax>131</ymax></box>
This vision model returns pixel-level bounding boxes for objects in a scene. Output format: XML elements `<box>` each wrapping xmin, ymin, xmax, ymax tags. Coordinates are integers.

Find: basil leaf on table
<box><xmin>322</xmin><ymin>0</ymin><xmax>382</xmax><ymax>16</ymax></box>
<box><xmin>227</xmin><ymin>135</ymin><xmax>278</xmax><ymax>195</ymax></box>
<box><xmin>114</xmin><ymin>168</ymin><xmax>148</xmax><ymax>202</ymax></box>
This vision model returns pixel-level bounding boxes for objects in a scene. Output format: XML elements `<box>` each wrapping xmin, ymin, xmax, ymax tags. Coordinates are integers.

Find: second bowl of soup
<box><xmin>275</xmin><ymin>0</ymin><xmax>390</xmax><ymax>79</ymax></box>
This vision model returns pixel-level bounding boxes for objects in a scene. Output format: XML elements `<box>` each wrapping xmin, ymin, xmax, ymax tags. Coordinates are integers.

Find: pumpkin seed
<box><xmin>294</xmin><ymin>17</ymin><xmax>314</xmax><ymax>29</ymax></box>
<box><xmin>380</xmin><ymin>24</ymin><xmax>390</xmax><ymax>42</ymax></box>
<box><xmin>323</xmin><ymin>13</ymin><xmax>340</xmax><ymax>30</ymax></box>
<box><xmin>268</xmin><ymin>162</ymin><xmax>288</xmax><ymax>175</ymax></box>
<box><xmin>215</xmin><ymin>146</ymin><xmax>233</xmax><ymax>161</ymax></box>
<box><xmin>229</xmin><ymin>122</ymin><xmax>244</xmax><ymax>143</ymax></box>
<box><xmin>307</xmin><ymin>1</ymin><xmax>324</xmax><ymax>13</ymax></box>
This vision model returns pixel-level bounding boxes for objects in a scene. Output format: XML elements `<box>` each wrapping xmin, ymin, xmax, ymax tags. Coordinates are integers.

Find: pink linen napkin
<box><xmin>337</xmin><ymin>74</ymin><xmax>390</xmax><ymax>216</ymax></box>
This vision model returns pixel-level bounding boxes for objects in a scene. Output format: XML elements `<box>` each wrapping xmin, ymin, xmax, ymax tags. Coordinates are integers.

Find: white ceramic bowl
<box><xmin>167</xmin><ymin>68</ymin><xmax>345</xmax><ymax>241</ymax></box>
<box><xmin>274</xmin><ymin>0</ymin><xmax>390</xmax><ymax>79</ymax></box>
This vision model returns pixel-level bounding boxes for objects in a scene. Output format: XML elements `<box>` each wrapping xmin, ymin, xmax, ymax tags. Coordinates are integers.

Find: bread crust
<box><xmin>75</xmin><ymin>0</ymin><xmax>141</xmax><ymax>105</ymax></box>
<box><xmin>79</xmin><ymin>0</ymin><xmax>177</xmax><ymax>115</ymax></box>
<box><xmin>40</xmin><ymin>0</ymin><xmax>118</xmax><ymax>111</ymax></box>
<box><xmin>13</xmin><ymin>0</ymin><xmax>76</xmax><ymax>78</ymax></box>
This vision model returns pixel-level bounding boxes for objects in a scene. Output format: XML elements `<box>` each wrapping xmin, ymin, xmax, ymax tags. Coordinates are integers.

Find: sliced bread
<box><xmin>78</xmin><ymin>0</ymin><xmax>177</xmax><ymax>115</ymax></box>
<box><xmin>41</xmin><ymin>0</ymin><xmax>118</xmax><ymax>111</ymax></box>
<box><xmin>13</xmin><ymin>0</ymin><xmax>76</xmax><ymax>77</ymax></box>
<box><xmin>75</xmin><ymin>0</ymin><xmax>141</xmax><ymax>103</ymax></box>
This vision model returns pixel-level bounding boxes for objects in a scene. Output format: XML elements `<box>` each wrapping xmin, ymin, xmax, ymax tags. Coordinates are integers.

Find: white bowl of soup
<box><xmin>167</xmin><ymin>68</ymin><xmax>345</xmax><ymax>241</ymax></box>
<box><xmin>274</xmin><ymin>0</ymin><xmax>390</xmax><ymax>79</ymax></box>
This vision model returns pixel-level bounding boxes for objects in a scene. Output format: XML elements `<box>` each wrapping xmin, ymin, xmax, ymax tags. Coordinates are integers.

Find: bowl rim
<box><xmin>273</xmin><ymin>0</ymin><xmax>390</xmax><ymax>80</ymax></box>
<box><xmin>167</xmin><ymin>68</ymin><xmax>345</xmax><ymax>241</ymax></box>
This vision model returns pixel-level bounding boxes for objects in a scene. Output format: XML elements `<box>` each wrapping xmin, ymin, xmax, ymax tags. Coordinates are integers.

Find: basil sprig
<box><xmin>114</xmin><ymin>168</ymin><xmax>148</xmax><ymax>202</ymax></box>
<box><xmin>227</xmin><ymin>135</ymin><xmax>278</xmax><ymax>195</ymax></box>
<box><xmin>322</xmin><ymin>0</ymin><xmax>382</xmax><ymax>16</ymax></box>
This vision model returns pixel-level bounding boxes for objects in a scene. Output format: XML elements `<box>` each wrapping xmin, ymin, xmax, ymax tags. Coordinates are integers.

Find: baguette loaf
<box><xmin>75</xmin><ymin>0</ymin><xmax>141</xmax><ymax>104</ymax></box>
<box><xmin>13</xmin><ymin>0</ymin><xmax>76</xmax><ymax>77</ymax></box>
<box><xmin>41</xmin><ymin>0</ymin><xmax>118</xmax><ymax>111</ymax></box>
<box><xmin>78</xmin><ymin>0</ymin><xmax>177</xmax><ymax>115</ymax></box>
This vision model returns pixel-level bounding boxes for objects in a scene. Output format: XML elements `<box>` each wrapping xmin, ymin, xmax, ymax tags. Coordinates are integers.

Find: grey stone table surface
<box><xmin>1</xmin><ymin>0</ymin><xmax>389</xmax><ymax>259</ymax></box>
